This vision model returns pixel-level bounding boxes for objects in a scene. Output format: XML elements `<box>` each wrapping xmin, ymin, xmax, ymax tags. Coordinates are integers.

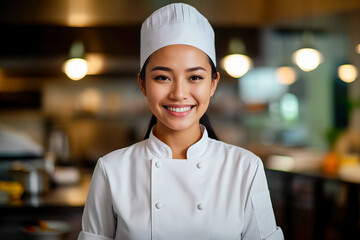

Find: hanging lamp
<box><xmin>276</xmin><ymin>35</ymin><xmax>297</xmax><ymax>85</ymax></box>
<box><xmin>221</xmin><ymin>38</ymin><xmax>253</xmax><ymax>78</ymax></box>
<box><xmin>338</xmin><ymin>63</ymin><xmax>358</xmax><ymax>83</ymax></box>
<box><xmin>62</xmin><ymin>41</ymin><xmax>88</xmax><ymax>81</ymax></box>
<box><xmin>356</xmin><ymin>43</ymin><xmax>360</xmax><ymax>54</ymax></box>
<box><xmin>292</xmin><ymin>31</ymin><xmax>323</xmax><ymax>72</ymax></box>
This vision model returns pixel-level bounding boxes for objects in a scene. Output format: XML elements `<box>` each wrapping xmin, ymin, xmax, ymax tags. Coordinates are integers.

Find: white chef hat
<box><xmin>140</xmin><ymin>3</ymin><xmax>216</xmax><ymax>69</ymax></box>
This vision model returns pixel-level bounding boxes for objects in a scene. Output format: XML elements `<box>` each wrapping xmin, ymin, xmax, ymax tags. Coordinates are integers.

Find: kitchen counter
<box><xmin>0</xmin><ymin>170</ymin><xmax>92</xmax><ymax>240</ymax></box>
<box><xmin>2</xmin><ymin>171</ymin><xmax>91</xmax><ymax>208</ymax></box>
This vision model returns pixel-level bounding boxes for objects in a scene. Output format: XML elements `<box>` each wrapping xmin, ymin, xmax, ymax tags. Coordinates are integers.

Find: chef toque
<box><xmin>140</xmin><ymin>3</ymin><xmax>216</xmax><ymax>69</ymax></box>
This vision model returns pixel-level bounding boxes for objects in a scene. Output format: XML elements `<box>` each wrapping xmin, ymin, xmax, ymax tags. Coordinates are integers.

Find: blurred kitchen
<box><xmin>0</xmin><ymin>0</ymin><xmax>359</xmax><ymax>239</ymax></box>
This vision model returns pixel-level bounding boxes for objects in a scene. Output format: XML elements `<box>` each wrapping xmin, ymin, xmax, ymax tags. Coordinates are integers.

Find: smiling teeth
<box><xmin>168</xmin><ymin>106</ymin><xmax>191</xmax><ymax>112</ymax></box>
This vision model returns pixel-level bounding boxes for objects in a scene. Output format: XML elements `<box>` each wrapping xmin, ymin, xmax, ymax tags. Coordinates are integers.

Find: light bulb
<box><xmin>62</xmin><ymin>58</ymin><xmax>88</xmax><ymax>80</ymax></box>
<box><xmin>292</xmin><ymin>48</ymin><xmax>323</xmax><ymax>72</ymax></box>
<box><xmin>275</xmin><ymin>66</ymin><xmax>297</xmax><ymax>85</ymax></box>
<box><xmin>221</xmin><ymin>54</ymin><xmax>252</xmax><ymax>78</ymax></box>
<box><xmin>356</xmin><ymin>43</ymin><xmax>360</xmax><ymax>54</ymax></box>
<box><xmin>338</xmin><ymin>64</ymin><xmax>358</xmax><ymax>83</ymax></box>
<box><xmin>85</xmin><ymin>53</ymin><xmax>106</xmax><ymax>75</ymax></box>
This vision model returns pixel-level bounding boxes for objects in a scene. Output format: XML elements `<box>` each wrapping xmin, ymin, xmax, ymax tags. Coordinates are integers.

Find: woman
<box><xmin>78</xmin><ymin>3</ymin><xmax>284</xmax><ymax>240</ymax></box>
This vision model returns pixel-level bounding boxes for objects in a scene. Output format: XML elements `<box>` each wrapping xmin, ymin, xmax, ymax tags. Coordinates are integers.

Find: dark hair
<box><xmin>140</xmin><ymin>55</ymin><xmax>219</xmax><ymax>140</ymax></box>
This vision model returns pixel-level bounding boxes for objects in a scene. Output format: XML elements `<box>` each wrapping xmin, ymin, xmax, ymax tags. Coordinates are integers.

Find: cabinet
<box><xmin>266</xmin><ymin>168</ymin><xmax>360</xmax><ymax>240</ymax></box>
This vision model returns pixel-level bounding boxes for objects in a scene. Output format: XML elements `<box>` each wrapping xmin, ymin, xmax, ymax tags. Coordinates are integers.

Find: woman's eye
<box><xmin>154</xmin><ymin>75</ymin><xmax>170</xmax><ymax>81</ymax></box>
<box><xmin>190</xmin><ymin>75</ymin><xmax>203</xmax><ymax>81</ymax></box>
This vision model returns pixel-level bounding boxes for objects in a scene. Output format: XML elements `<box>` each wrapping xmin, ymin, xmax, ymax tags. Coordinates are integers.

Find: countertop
<box><xmin>0</xmin><ymin>170</ymin><xmax>92</xmax><ymax>239</ymax></box>
<box><xmin>1</xmin><ymin>170</ymin><xmax>91</xmax><ymax>209</ymax></box>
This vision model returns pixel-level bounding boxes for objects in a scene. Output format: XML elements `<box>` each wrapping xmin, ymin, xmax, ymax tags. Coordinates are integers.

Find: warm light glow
<box><xmin>292</xmin><ymin>48</ymin><xmax>323</xmax><ymax>72</ymax></box>
<box><xmin>85</xmin><ymin>53</ymin><xmax>106</xmax><ymax>75</ymax></box>
<box><xmin>338</xmin><ymin>64</ymin><xmax>358</xmax><ymax>83</ymax></box>
<box><xmin>275</xmin><ymin>66</ymin><xmax>297</xmax><ymax>85</ymax></box>
<box><xmin>0</xmin><ymin>68</ymin><xmax>4</xmax><ymax>80</ymax></box>
<box><xmin>66</xmin><ymin>0</ymin><xmax>92</xmax><ymax>27</ymax></box>
<box><xmin>80</xmin><ymin>88</ymin><xmax>102</xmax><ymax>114</ymax></box>
<box><xmin>62</xmin><ymin>58</ymin><xmax>88</xmax><ymax>80</ymax></box>
<box><xmin>0</xmin><ymin>68</ymin><xmax>4</xmax><ymax>90</ymax></box>
<box><xmin>221</xmin><ymin>54</ymin><xmax>252</xmax><ymax>78</ymax></box>
<box><xmin>356</xmin><ymin>43</ymin><xmax>360</xmax><ymax>54</ymax></box>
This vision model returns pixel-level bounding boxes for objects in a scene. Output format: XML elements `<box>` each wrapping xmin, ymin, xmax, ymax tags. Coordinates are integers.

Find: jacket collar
<box><xmin>147</xmin><ymin>125</ymin><xmax>209</xmax><ymax>160</ymax></box>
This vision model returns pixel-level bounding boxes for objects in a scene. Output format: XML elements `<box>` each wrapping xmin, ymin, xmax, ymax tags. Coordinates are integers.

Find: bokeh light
<box><xmin>338</xmin><ymin>64</ymin><xmax>358</xmax><ymax>83</ymax></box>
<box><xmin>62</xmin><ymin>58</ymin><xmax>88</xmax><ymax>81</ymax></box>
<box><xmin>221</xmin><ymin>54</ymin><xmax>252</xmax><ymax>78</ymax></box>
<box><xmin>276</xmin><ymin>66</ymin><xmax>297</xmax><ymax>85</ymax></box>
<box><xmin>292</xmin><ymin>48</ymin><xmax>323</xmax><ymax>72</ymax></box>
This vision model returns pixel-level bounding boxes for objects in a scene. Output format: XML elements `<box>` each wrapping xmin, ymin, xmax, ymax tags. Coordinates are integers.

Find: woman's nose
<box><xmin>169</xmin><ymin>79</ymin><xmax>188</xmax><ymax>100</ymax></box>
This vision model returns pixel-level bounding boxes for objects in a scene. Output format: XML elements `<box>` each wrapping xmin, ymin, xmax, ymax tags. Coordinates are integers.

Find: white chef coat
<box><xmin>78</xmin><ymin>126</ymin><xmax>284</xmax><ymax>240</ymax></box>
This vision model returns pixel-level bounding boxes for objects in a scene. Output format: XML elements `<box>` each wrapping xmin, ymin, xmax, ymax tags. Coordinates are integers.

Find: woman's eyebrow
<box><xmin>150</xmin><ymin>66</ymin><xmax>207</xmax><ymax>72</ymax></box>
<box><xmin>151</xmin><ymin>66</ymin><xmax>172</xmax><ymax>72</ymax></box>
<box><xmin>186</xmin><ymin>67</ymin><xmax>206</xmax><ymax>72</ymax></box>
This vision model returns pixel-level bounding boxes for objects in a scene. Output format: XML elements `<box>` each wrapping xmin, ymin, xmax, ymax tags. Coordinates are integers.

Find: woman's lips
<box><xmin>163</xmin><ymin>105</ymin><xmax>194</xmax><ymax>117</ymax></box>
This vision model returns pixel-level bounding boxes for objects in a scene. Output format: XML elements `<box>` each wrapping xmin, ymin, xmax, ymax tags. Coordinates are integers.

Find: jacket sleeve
<box><xmin>78</xmin><ymin>158</ymin><xmax>116</xmax><ymax>240</ymax></box>
<box><xmin>241</xmin><ymin>158</ymin><xmax>284</xmax><ymax>240</ymax></box>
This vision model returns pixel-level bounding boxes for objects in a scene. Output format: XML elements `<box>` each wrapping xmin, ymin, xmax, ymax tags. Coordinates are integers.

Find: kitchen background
<box><xmin>0</xmin><ymin>0</ymin><xmax>360</xmax><ymax>239</ymax></box>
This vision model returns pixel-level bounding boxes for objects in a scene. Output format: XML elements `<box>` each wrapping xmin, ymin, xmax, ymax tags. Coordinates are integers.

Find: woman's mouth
<box><xmin>163</xmin><ymin>105</ymin><xmax>194</xmax><ymax>116</ymax></box>
<box><xmin>167</xmin><ymin>106</ymin><xmax>191</xmax><ymax>112</ymax></box>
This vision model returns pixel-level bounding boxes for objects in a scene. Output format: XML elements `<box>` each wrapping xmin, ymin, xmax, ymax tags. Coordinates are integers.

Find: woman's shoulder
<box><xmin>100</xmin><ymin>139</ymin><xmax>149</xmax><ymax>164</ymax></box>
<box><xmin>207</xmin><ymin>138</ymin><xmax>261</xmax><ymax>165</ymax></box>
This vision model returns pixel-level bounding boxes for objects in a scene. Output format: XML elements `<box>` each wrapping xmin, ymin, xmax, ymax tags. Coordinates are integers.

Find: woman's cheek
<box><xmin>193</xmin><ymin>84</ymin><xmax>213</xmax><ymax>100</ymax></box>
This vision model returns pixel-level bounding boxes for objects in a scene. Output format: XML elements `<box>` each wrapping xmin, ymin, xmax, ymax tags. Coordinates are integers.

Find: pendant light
<box><xmin>276</xmin><ymin>66</ymin><xmax>297</xmax><ymax>85</ymax></box>
<box><xmin>291</xmin><ymin>0</ymin><xmax>323</xmax><ymax>72</ymax></box>
<box><xmin>338</xmin><ymin>64</ymin><xmax>358</xmax><ymax>83</ymax></box>
<box><xmin>62</xmin><ymin>41</ymin><xmax>88</xmax><ymax>81</ymax></box>
<box><xmin>292</xmin><ymin>31</ymin><xmax>323</xmax><ymax>72</ymax></box>
<box><xmin>276</xmin><ymin>35</ymin><xmax>297</xmax><ymax>85</ymax></box>
<box><xmin>221</xmin><ymin>38</ymin><xmax>252</xmax><ymax>78</ymax></box>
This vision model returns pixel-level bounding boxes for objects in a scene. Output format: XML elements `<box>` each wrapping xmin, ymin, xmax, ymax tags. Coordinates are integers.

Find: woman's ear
<box><xmin>137</xmin><ymin>73</ymin><xmax>147</xmax><ymax>97</ymax></box>
<box><xmin>210</xmin><ymin>72</ymin><xmax>220</xmax><ymax>97</ymax></box>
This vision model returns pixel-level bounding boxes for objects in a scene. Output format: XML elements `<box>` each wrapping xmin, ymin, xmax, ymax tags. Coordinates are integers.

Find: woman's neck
<box><xmin>153</xmin><ymin>123</ymin><xmax>202</xmax><ymax>159</ymax></box>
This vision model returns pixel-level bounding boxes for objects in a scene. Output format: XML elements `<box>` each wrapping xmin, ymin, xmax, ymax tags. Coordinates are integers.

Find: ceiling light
<box><xmin>338</xmin><ymin>64</ymin><xmax>358</xmax><ymax>83</ymax></box>
<box><xmin>62</xmin><ymin>41</ymin><xmax>88</xmax><ymax>80</ymax></box>
<box><xmin>221</xmin><ymin>54</ymin><xmax>252</xmax><ymax>78</ymax></box>
<box><xmin>292</xmin><ymin>32</ymin><xmax>323</xmax><ymax>72</ymax></box>
<box><xmin>221</xmin><ymin>38</ymin><xmax>252</xmax><ymax>78</ymax></box>
<box><xmin>62</xmin><ymin>58</ymin><xmax>88</xmax><ymax>81</ymax></box>
<box><xmin>292</xmin><ymin>48</ymin><xmax>323</xmax><ymax>72</ymax></box>
<box><xmin>85</xmin><ymin>53</ymin><xmax>106</xmax><ymax>75</ymax></box>
<box><xmin>275</xmin><ymin>66</ymin><xmax>297</xmax><ymax>85</ymax></box>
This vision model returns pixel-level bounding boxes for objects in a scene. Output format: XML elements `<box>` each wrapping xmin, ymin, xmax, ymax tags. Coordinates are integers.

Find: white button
<box><xmin>155</xmin><ymin>202</ymin><xmax>164</xmax><ymax>209</ymax></box>
<box><xmin>197</xmin><ymin>203</ymin><xmax>205</xmax><ymax>210</ymax></box>
<box><xmin>155</xmin><ymin>161</ymin><xmax>162</xmax><ymax>168</ymax></box>
<box><xmin>196</xmin><ymin>162</ymin><xmax>203</xmax><ymax>169</ymax></box>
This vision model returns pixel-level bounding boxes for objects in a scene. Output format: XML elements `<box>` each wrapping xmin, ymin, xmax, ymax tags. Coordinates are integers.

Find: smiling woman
<box><xmin>78</xmin><ymin>3</ymin><xmax>284</xmax><ymax>240</ymax></box>
<box><xmin>137</xmin><ymin>45</ymin><xmax>219</xmax><ymax>157</ymax></box>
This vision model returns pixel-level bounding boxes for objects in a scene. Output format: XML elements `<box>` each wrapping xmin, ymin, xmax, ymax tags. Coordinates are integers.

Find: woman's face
<box><xmin>138</xmin><ymin>44</ymin><xmax>219</xmax><ymax>134</ymax></box>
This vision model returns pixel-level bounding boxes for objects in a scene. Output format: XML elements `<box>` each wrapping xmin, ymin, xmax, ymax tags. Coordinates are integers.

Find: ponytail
<box><xmin>144</xmin><ymin>115</ymin><xmax>157</xmax><ymax>139</ymax></box>
<box><xmin>143</xmin><ymin>113</ymin><xmax>218</xmax><ymax>140</ymax></box>
<box><xmin>200</xmin><ymin>113</ymin><xmax>218</xmax><ymax>140</ymax></box>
